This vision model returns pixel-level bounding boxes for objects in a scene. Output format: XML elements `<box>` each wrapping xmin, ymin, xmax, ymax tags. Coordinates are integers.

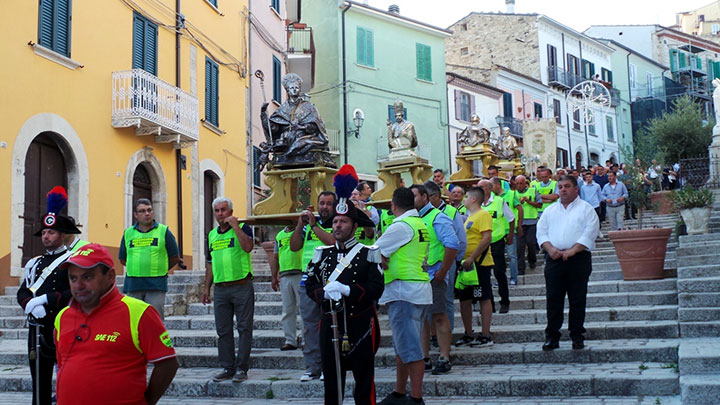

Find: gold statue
<box><xmin>386</xmin><ymin>100</ymin><xmax>418</xmax><ymax>159</ymax></box>
<box><xmin>496</xmin><ymin>126</ymin><xmax>520</xmax><ymax>160</ymax></box>
<box><xmin>457</xmin><ymin>114</ymin><xmax>490</xmax><ymax>147</ymax></box>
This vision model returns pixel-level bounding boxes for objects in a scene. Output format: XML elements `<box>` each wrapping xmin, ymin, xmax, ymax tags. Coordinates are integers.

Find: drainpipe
<box><xmin>175</xmin><ymin>0</ymin><xmax>185</xmax><ymax>267</ymax></box>
<box><xmin>341</xmin><ymin>2</ymin><xmax>351</xmax><ymax>164</ymax></box>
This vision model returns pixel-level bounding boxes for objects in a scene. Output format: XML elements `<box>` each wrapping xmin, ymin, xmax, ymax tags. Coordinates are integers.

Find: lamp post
<box><xmin>349</xmin><ymin>108</ymin><xmax>364</xmax><ymax>138</ymax></box>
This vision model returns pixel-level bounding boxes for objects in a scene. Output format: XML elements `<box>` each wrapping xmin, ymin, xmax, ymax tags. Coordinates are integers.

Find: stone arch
<box><xmin>124</xmin><ymin>147</ymin><xmax>168</xmax><ymax>228</ymax></box>
<box><xmin>10</xmin><ymin>113</ymin><xmax>90</xmax><ymax>277</ymax></box>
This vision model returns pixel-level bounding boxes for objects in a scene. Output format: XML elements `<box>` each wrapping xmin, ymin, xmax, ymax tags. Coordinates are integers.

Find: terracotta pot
<box><xmin>649</xmin><ymin>191</ymin><xmax>674</xmax><ymax>214</ymax></box>
<box><xmin>680</xmin><ymin>207</ymin><xmax>711</xmax><ymax>235</ymax></box>
<box><xmin>608</xmin><ymin>228</ymin><xmax>672</xmax><ymax>280</ymax></box>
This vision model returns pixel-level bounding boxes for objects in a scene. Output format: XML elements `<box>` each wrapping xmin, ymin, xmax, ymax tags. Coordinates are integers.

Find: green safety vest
<box><xmin>70</xmin><ymin>239</ymin><xmax>90</xmax><ymax>253</ymax></box>
<box><xmin>124</xmin><ymin>224</ymin><xmax>169</xmax><ymax>277</ymax></box>
<box><xmin>420</xmin><ymin>208</ymin><xmax>444</xmax><ymax>267</ymax></box>
<box><xmin>497</xmin><ymin>190</ymin><xmax>518</xmax><ymax>233</ymax></box>
<box><xmin>535</xmin><ymin>180</ymin><xmax>557</xmax><ymax>212</ymax></box>
<box><xmin>354</xmin><ymin>227</ymin><xmax>376</xmax><ymax>246</ymax></box>
<box><xmin>517</xmin><ymin>187</ymin><xmax>539</xmax><ymax>220</ymax></box>
<box><xmin>208</xmin><ymin>226</ymin><xmax>253</xmax><ymax>283</ymax></box>
<box><xmin>455</xmin><ymin>262</ymin><xmax>479</xmax><ymax>290</ymax></box>
<box><xmin>481</xmin><ymin>197</ymin><xmax>507</xmax><ymax>243</ymax></box>
<box><xmin>442</xmin><ymin>204</ymin><xmax>458</xmax><ymax>220</ymax></box>
<box><xmin>301</xmin><ymin>223</ymin><xmax>332</xmax><ymax>271</ymax></box>
<box><xmin>456</xmin><ymin>204</ymin><xmax>467</xmax><ymax>215</ymax></box>
<box><xmin>378</xmin><ymin>209</ymin><xmax>395</xmax><ymax>235</ymax></box>
<box><xmin>384</xmin><ymin>216</ymin><xmax>429</xmax><ymax>284</ymax></box>
<box><xmin>276</xmin><ymin>229</ymin><xmax>302</xmax><ymax>272</ymax></box>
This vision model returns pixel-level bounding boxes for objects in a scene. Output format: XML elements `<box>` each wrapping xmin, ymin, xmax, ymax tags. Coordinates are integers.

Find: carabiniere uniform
<box><xmin>305</xmin><ymin>237</ymin><xmax>384</xmax><ymax>405</ymax></box>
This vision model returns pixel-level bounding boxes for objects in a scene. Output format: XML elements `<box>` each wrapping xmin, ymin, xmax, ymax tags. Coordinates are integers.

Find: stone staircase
<box><xmin>0</xmin><ymin>211</ymin><xmax>693</xmax><ymax>403</ymax></box>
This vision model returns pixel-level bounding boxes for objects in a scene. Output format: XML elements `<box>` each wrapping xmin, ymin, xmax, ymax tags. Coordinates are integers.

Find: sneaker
<box><xmin>232</xmin><ymin>370</ymin><xmax>248</xmax><ymax>383</ymax></box>
<box><xmin>499</xmin><ymin>303</ymin><xmax>510</xmax><ymax>314</ymax></box>
<box><xmin>431</xmin><ymin>358</ymin><xmax>452</xmax><ymax>375</ymax></box>
<box><xmin>212</xmin><ymin>368</ymin><xmax>235</xmax><ymax>382</ymax></box>
<box><xmin>320</xmin><ymin>372</ymin><xmax>324</xmax><ymax>381</ymax></box>
<box><xmin>424</xmin><ymin>358</ymin><xmax>432</xmax><ymax>371</ymax></box>
<box><xmin>454</xmin><ymin>334</ymin><xmax>473</xmax><ymax>347</ymax></box>
<box><xmin>378</xmin><ymin>392</ymin><xmax>409</xmax><ymax>405</ymax></box>
<box><xmin>509</xmin><ymin>279</ymin><xmax>517</xmax><ymax>286</ymax></box>
<box><xmin>299</xmin><ymin>371</ymin><xmax>320</xmax><ymax>382</ymax></box>
<box><xmin>474</xmin><ymin>334</ymin><xmax>494</xmax><ymax>347</ymax></box>
<box><xmin>280</xmin><ymin>343</ymin><xmax>297</xmax><ymax>351</ymax></box>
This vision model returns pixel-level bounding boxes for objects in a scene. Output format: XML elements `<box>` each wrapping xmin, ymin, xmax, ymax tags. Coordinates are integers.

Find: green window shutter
<box><xmin>205</xmin><ymin>57</ymin><xmax>219</xmax><ymax>127</ymax></box>
<box><xmin>502</xmin><ymin>92</ymin><xmax>513</xmax><ymax>117</ymax></box>
<box><xmin>54</xmin><ymin>0</ymin><xmax>71</xmax><ymax>56</ymax></box>
<box><xmin>714</xmin><ymin>61</ymin><xmax>720</xmax><ymax>80</ymax></box>
<box><xmin>589</xmin><ymin>62</ymin><xmax>595</xmax><ymax>78</ymax></box>
<box><xmin>132</xmin><ymin>14</ymin><xmax>145</xmax><ymax>70</ymax></box>
<box><xmin>669</xmin><ymin>50</ymin><xmax>677</xmax><ymax>71</ymax></box>
<box><xmin>365</xmin><ymin>29</ymin><xmax>374</xmax><ymax>67</ymax></box>
<box><xmin>357</xmin><ymin>27</ymin><xmax>373</xmax><ymax>66</ymax></box>
<box><xmin>416</xmin><ymin>43</ymin><xmax>431</xmax><ymax>81</ymax></box>
<box><xmin>697</xmin><ymin>57</ymin><xmax>702</xmax><ymax>69</ymax></box>
<box><xmin>678</xmin><ymin>51</ymin><xmax>687</xmax><ymax>68</ymax></box>
<box><xmin>608</xmin><ymin>70</ymin><xmax>613</xmax><ymax>84</ymax></box>
<box><xmin>356</xmin><ymin>27</ymin><xmax>366</xmax><ymax>65</ymax></box>
<box><xmin>272</xmin><ymin>55</ymin><xmax>281</xmax><ymax>102</ymax></box>
<box><xmin>38</xmin><ymin>0</ymin><xmax>54</xmax><ymax>49</ymax></box>
<box><xmin>145</xmin><ymin>20</ymin><xmax>157</xmax><ymax>75</ymax></box>
<box><xmin>132</xmin><ymin>13</ymin><xmax>157</xmax><ymax>75</ymax></box>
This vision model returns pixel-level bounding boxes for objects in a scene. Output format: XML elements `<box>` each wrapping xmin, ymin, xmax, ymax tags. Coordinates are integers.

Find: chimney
<box><xmin>505</xmin><ymin>0</ymin><xmax>515</xmax><ymax>13</ymax></box>
<box><xmin>388</xmin><ymin>4</ymin><xmax>400</xmax><ymax>14</ymax></box>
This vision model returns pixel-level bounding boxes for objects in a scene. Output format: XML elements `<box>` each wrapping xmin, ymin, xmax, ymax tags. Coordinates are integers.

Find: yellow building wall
<box><xmin>0</xmin><ymin>0</ymin><xmax>249</xmax><ymax>291</ymax></box>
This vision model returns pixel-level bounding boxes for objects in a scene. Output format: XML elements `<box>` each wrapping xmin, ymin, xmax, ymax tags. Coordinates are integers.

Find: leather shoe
<box><xmin>280</xmin><ymin>344</ymin><xmax>297</xmax><ymax>351</ymax></box>
<box><xmin>542</xmin><ymin>339</ymin><xmax>559</xmax><ymax>351</ymax></box>
<box><xmin>572</xmin><ymin>340</ymin><xmax>585</xmax><ymax>350</ymax></box>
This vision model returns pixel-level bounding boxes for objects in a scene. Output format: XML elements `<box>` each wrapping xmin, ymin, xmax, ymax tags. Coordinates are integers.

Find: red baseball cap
<box><xmin>61</xmin><ymin>243</ymin><xmax>114</xmax><ymax>270</ymax></box>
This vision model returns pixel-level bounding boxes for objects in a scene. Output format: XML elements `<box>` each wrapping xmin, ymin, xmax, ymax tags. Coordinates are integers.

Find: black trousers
<box><xmin>625</xmin><ymin>201</ymin><xmax>637</xmax><ymax>219</ymax></box>
<box><xmin>490</xmin><ymin>240</ymin><xmax>509</xmax><ymax>306</ymax></box>
<box><xmin>27</xmin><ymin>324</ymin><xmax>56</xmax><ymax>405</ymax></box>
<box><xmin>320</xmin><ymin>311</ymin><xmax>377</xmax><ymax>405</ymax></box>
<box><xmin>544</xmin><ymin>250</ymin><xmax>592</xmax><ymax>342</ymax></box>
<box><xmin>594</xmin><ymin>207</ymin><xmax>602</xmax><ymax>229</ymax></box>
<box><xmin>599</xmin><ymin>201</ymin><xmax>607</xmax><ymax>222</ymax></box>
<box><xmin>516</xmin><ymin>224</ymin><xmax>537</xmax><ymax>273</ymax></box>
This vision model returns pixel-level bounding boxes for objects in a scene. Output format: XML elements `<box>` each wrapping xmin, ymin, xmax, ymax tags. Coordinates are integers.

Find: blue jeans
<box><xmin>506</xmin><ymin>239</ymin><xmax>518</xmax><ymax>282</ymax></box>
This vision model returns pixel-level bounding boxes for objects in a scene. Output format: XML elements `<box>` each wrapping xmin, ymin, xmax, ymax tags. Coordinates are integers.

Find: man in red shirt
<box><xmin>54</xmin><ymin>243</ymin><xmax>178</xmax><ymax>405</ymax></box>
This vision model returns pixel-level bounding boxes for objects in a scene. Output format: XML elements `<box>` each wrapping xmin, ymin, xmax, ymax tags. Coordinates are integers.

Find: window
<box><xmin>205</xmin><ymin>57</ymin><xmax>219</xmax><ymax>127</ymax></box>
<box><xmin>629</xmin><ymin>63</ymin><xmax>637</xmax><ymax>88</ymax></box>
<box><xmin>356</xmin><ymin>27</ymin><xmax>374</xmax><ymax>67</ymax></box>
<box><xmin>606</xmin><ymin>115</ymin><xmax>615</xmax><ymax>142</ymax></box>
<box><xmin>547</xmin><ymin>44</ymin><xmax>557</xmax><ymax>67</ymax></box>
<box><xmin>38</xmin><ymin>0</ymin><xmax>72</xmax><ymax>57</ymax></box>
<box><xmin>454</xmin><ymin>90</ymin><xmax>474</xmax><ymax>122</ymax></box>
<box><xmin>589</xmin><ymin>121</ymin><xmax>596</xmax><ymax>135</ymax></box>
<box><xmin>270</xmin><ymin>0</ymin><xmax>279</xmax><ymax>13</ymax></box>
<box><xmin>416</xmin><ymin>43</ymin><xmax>432</xmax><ymax>81</ymax></box>
<box><xmin>567</xmin><ymin>54</ymin><xmax>580</xmax><ymax>76</ymax></box>
<box><xmin>252</xmin><ymin>146</ymin><xmax>261</xmax><ymax>187</ymax></box>
<box><xmin>557</xmin><ymin>148</ymin><xmax>568</xmax><ymax>168</ymax></box>
<box><xmin>552</xmin><ymin>99</ymin><xmax>561</xmax><ymax>124</ymax></box>
<box><xmin>572</xmin><ymin>109</ymin><xmax>581</xmax><ymax>130</ymax></box>
<box><xmin>502</xmin><ymin>92</ymin><xmax>513</xmax><ymax>117</ymax></box>
<box><xmin>387</xmin><ymin>105</ymin><xmax>407</xmax><ymax>121</ymax></box>
<box><xmin>646</xmin><ymin>72</ymin><xmax>653</xmax><ymax>97</ymax></box>
<box><xmin>460</xmin><ymin>47</ymin><xmax>469</xmax><ymax>56</ymax></box>
<box><xmin>132</xmin><ymin>12</ymin><xmax>158</xmax><ymax>75</ymax></box>
<box><xmin>460</xmin><ymin>23</ymin><xmax>467</xmax><ymax>31</ymax></box>
<box><xmin>601</xmin><ymin>67</ymin><xmax>613</xmax><ymax>84</ymax></box>
<box><xmin>581</xmin><ymin>59</ymin><xmax>595</xmax><ymax>79</ymax></box>
<box><xmin>713</xmin><ymin>24</ymin><xmax>720</xmax><ymax>35</ymax></box>
<box><xmin>533</xmin><ymin>102</ymin><xmax>542</xmax><ymax>119</ymax></box>
<box><xmin>272</xmin><ymin>55</ymin><xmax>282</xmax><ymax>103</ymax></box>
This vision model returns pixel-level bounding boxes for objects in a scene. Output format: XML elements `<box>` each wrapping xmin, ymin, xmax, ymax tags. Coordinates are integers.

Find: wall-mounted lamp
<box><xmin>349</xmin><ymin>108</ymin><xmax>364</xmax><ymax>138</ymax></box>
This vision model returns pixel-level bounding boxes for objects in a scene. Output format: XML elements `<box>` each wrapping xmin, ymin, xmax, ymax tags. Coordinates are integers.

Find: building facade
<box><xmin>301</xmin><ymin>0</ymin><xmax>451</xmax><ymax>179</ymax></box>
<box><xmin>676</xmin><ymin>1</ymin><xmax>720</xmax><ymax>41</ymax></box>
<box><xmin>0</xmin><ymin>0</ymin><xmax>250</xmax><ymax>290</ymax></box>
<box><xmin>447</xmin><ymin>13</ymin><xmax>621</xmax><ymax>169</ymax></box>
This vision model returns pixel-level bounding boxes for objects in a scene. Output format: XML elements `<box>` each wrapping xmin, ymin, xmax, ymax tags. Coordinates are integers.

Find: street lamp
<box><xmin>349</xmin><ymin>108</ymin><xmax>364</xmax><ymax>138</ymax></box>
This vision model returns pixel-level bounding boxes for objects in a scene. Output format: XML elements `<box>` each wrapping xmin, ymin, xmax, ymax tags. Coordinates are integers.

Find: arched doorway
<box><xmin>124</xmin><ymin>147</ymin><xmax>167</xmax><ymax>228</ymax></box>
<box><xmin>23</xmin><ymin>133</ymin><xmax>69</xmax><ymax>265</ymax></box>
<box><xmin>203</xmin><ymin>170</ymin><xmax>219</xmax><ymax>250</ymax></box>
<box><xmin>575</xmin><ymin>151</ymin><xmax>583</xmax><ymax>170</ymax></box>
<box><xmin>133</xmin><ymin>164</ymin><xmax>153</xmax><ymax>203</ymax></box>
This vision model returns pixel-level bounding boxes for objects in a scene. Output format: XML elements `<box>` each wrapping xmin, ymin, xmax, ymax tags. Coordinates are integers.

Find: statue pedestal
<box><xmin>253</xmin><ymin>166</ymin><xmax>338</xmax><ymax>216</ymax></box>
<box><xmin>708</xmin><ymin>126</ymin><xmax>720</xmax><ymax>186</ymax></box>
<box><xmin>450</xmin><ymin>143</ymin><xmax>498</xmax><ymax>182</ymax></box>
<box><xmin>372</xmin><ymin>159</ymin><xmax>433</xmax><ymax>202</ymax></box>
<box><xmin>496</xmin><ymin>159</ymin><xmax>525</xmax><ymax>178</ymax></box>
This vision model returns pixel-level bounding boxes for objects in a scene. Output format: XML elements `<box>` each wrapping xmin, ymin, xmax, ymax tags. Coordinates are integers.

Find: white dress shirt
<box><xmin>374</xmin><ymin>209</ymin><xmax>432</xmax><ymax>306</ymax></box>
<box><xmin>536</xmin><ymin>195</ymin><xmax>599</xmax><ymax>251</ymax></box>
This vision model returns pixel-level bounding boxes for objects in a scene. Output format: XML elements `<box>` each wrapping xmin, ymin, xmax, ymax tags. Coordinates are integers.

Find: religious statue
<box><xmin>386</xmin><ymin>100</ymin><xmax>418</xmax><ymax>158</ymax></box>
<box><xmin>457</xmin><ymin>114</ymin><xmax>490</xmax><ymax>147</ymax></box>
<box><xmin>259</xmin><ymin>73</ymin><xmax>335</xmax><ymax>169</ymax></box>
<box><xmin>496</xmin><ymin>126</ymin><xmax>520</xmax><ymax>160</ymax></box>
<box><xmin>713</xmin><ymin>78</ymin><xmax>720</xmax><ymax>126</ymax></box>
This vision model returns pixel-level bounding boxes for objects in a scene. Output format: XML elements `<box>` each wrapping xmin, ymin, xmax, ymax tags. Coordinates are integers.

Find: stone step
<box><xmin>679</xmin><ymin>293</ymin><xmax>720</xmax><ymax>308</ymax></box>
<box><xmin>676</xmin><ymin>254</ymin><xmax>720</xmax><ymax>267</ymax></box>
<box><xmin>678</xmin><ymin>308</ymin><xmax>720</xmax><ymax>322</ymax></box>
<box><xmin>677</xmin><ymin>277</ymin><xmax>720</xmax><ymax>293</ymax></box>
<box><xmin>0</xmin><ymin>362</ymin><xmax>681</xmax><ymax>398</ymax></box>
<box><xmin>679</xmin><ymin>322</ymin><xmax>720</xmax><ymax>338</ymax></box>
<box><xmin>162</xmin><ymin>320</ymin><xmax>679</xmax><ymax>349</ymax></box>
<box><xmin>680</xmin><ymin>374</ymin><xmax>720</xmax><ymax>404</ymax></box>
<box><xmin>677</xmin><ymin>264</ymin><xmax>720</xmax><ymax>278</ymax></box>
<box><xmin>676</xmin><ymin>244</ymin><xmax>720</xmax><ymax>256</ymax></box>
<box><xmin>679</xmin><ymin>339</ymin><xmax>720</xmax><ymax>375</ymax></box>
<box><xmin>679</xmin><ymin>234</ymin><xmax>720</xmax><ymax>244</ymax></box>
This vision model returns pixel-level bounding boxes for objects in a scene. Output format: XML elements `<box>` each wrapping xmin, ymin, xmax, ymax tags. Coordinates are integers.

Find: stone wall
<box><xmin>446</xmin><ymin>13</ymin><xmax>540</xmax><ymax>84</ymax></box>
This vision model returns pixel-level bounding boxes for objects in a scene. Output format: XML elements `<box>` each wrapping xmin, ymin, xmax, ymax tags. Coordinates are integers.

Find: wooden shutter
<box><xmin>469</xmin><ymin>94</ymin><xmax>476</xmax><ymax>118</ymax></box>
<box><xmin>714</xmin><ymin>61</ymin><xmax>720</xmax><ymax>80</ymax></box>
<box><xmin>502</xmin><ymin>92</ymin><xmax>513</xmax><ymax>117</ymax></box>
<box><xmin>454</xmin><ymin>89</ymin><xmax>461</xmax><ymax>120</ymax></box>
<box><xmin>669</xmin><ymin>50</ymin><xmax>677</xmax><ymax>71</ymax></box>
<box><xmin>132</xmin><ymin>13</ymin><xmax>157</xmax><ymax>75</ymax></box>
<box><xmin>356</xmin><ymin>27</ymin><xmax>365</xmax><ymax>65</ymax></box>
<box><xmin>272</xmin><ymin>56</ymin><xmax>281</xmax><ymax>102</ymax></box>
<box><xmin>54</xmin><ymin>0</ymin><xmax>71</xmax><ymax>56</ymax></box>
<box><xmin>365</xmin><ymin>29</ymin><xmax>374</xmax><ymax>67</ymax></box>
<box><xmin>205</xmin><ymin>58</ymin><xmax>219</xmax><ymax>126</ymax></box>
<box><xmin>678</xmin><ymin>51</ymin><xmax>687</xmax><ymax>68</ymax></box>
<box><xmin>416</xmin><ymin>43</ymin><xmax>431</xmax><ymax>81</ymax></box>
<box><xmin>39</xmin><ymin>0</ymin><xmax>54</xmax><ymax>49</ymax></box>
<box><xmin>547</xmin><ymin>44</ymin><xmax>556</xmax><ymax>66</ymax></box>
<box><xmin>132</xmin><ymin>14</ymin><xmax>145</xmax><ymax>70</ymax></box>
<box><xmin>145</xmin><ymin>20</ymin><xmax>157</xmax><ymax>75</ymax></box>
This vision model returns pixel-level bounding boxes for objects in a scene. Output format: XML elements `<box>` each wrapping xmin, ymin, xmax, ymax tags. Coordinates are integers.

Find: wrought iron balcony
<box><xmin>326</xmin><ymin>129</ymin><xmax>340</xmax><ymax>156</ymax></box>
<box><xmin>496</xmin><ymin>116</ymin><xmax>523</xmax><ymax>139</ymax></box>
<box><xmin>287</xmin><ymin>25</ymin><xmax>315</xmax><ymax>92</ymax></box>
<box><xmin>112</xmin><ymin>69</ymin><xmax>199</xmax><ymax>144</ymax></box>
<box><xmin>547</xmin><ymin>66</ymin><xmax>571</xmax><ymax>89</ymax></box>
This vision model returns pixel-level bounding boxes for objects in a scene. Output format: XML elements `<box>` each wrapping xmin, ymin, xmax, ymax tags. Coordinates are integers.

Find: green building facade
<box><xmin>302</xmin><ymin>0</ymin><xmax>451</xmax><ymax>179</ymax></box>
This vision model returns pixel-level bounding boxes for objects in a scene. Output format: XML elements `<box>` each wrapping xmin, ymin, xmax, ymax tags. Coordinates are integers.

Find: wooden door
<box><xmin>23</xmin><ymin>134</ymin><xmax>68</xmax><ymax>265</ymax></box>
<box><xmin>203</xmin><ymin>171</ymin><xmax>218</xmax><ymax>255</ymax></box>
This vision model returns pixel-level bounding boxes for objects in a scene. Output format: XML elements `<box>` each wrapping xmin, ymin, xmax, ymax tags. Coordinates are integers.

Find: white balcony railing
<box><xmin>327</xmin><ymin>129</ymin><xmax>340</xmax><ymax>156</ymax></box>
<box><xmin>112</xmin><ymin>69</ymin><xmax>199</xmax><ymax>143</ymax></box>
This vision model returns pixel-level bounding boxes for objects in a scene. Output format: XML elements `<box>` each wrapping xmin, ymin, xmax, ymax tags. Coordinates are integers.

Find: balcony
<box><xmin>326</xmin><ymin>129</ymin><xmax>340</xmax><ymax>156</ymax></box>
<box><xmin>287</xmin><ymin>25</ymin><xmax>315</xmax><ymax>93</ymax></box>
<box><xmin>547</xmin><ymin>66</ymin><xmax>571</xmax><ymax>89</ymax></box>
<box><xmin>609</xmin><ymin>88</ymin><xmax>621</xmax><ymax>107</ymax></box>
<box><xmin>112</xmin><ymin>69</ymin><xmax>199</xmax><ymax>144</ymax></box>
<box><xmin>496</xmin><ymin>116</ymin><xmax>523</xmax><ymax>140</ymax></box>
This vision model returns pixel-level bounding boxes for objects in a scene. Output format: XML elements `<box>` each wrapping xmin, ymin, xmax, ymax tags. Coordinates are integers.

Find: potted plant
<box><xmin>608</xmin><ymin>157</ymin><xmax>672</xmax><ymax>280</ymax></box>
<box><xmin>671</xmin><ymin>185</ymin><xmax>714</xmax><ymax>235</ymax></box>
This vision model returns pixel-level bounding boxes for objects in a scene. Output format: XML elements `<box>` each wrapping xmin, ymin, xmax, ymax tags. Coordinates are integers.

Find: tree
<box><xmin>634</xmin><ymin>95</ymin><xmax>713</xmax><ymax>164</ymax></box>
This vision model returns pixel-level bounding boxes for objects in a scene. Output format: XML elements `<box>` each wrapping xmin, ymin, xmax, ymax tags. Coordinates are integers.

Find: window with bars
<box><xmin>205</xmin><ymin>57</ymin><xmax>219</xmax><ymax>127</ymax></box>
<box><xmin>132</xmin><ymin>12</ymin><xmax>158</xmax><ymax>75</ymax></box>
<box><xmin>416</xmin><ymin>43</ymin><xmax>432</xmax><ymax>81</ymax></box>
<box><xmin>38</xmin><ymin>0</ymin><xmax>72</xmax><ymax>57</ymax></box>
<box><xmin>356</xmin><ymin>27</ymin><xmax>374</xmax><ymax>67</ymax></box>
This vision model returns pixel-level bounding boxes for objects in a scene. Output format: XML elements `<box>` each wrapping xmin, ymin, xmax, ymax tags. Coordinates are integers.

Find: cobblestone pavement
<box><xmin>0</xmin><ymin>392</ymin><xmax>682</xmax><ymax>404</ymax></box>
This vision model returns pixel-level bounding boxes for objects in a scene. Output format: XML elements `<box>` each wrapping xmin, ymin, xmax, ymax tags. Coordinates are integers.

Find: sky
<box><xmin>364</xmin><ymin>0</ymin><xmax>716</xmax><ymax>32</ymax></box>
